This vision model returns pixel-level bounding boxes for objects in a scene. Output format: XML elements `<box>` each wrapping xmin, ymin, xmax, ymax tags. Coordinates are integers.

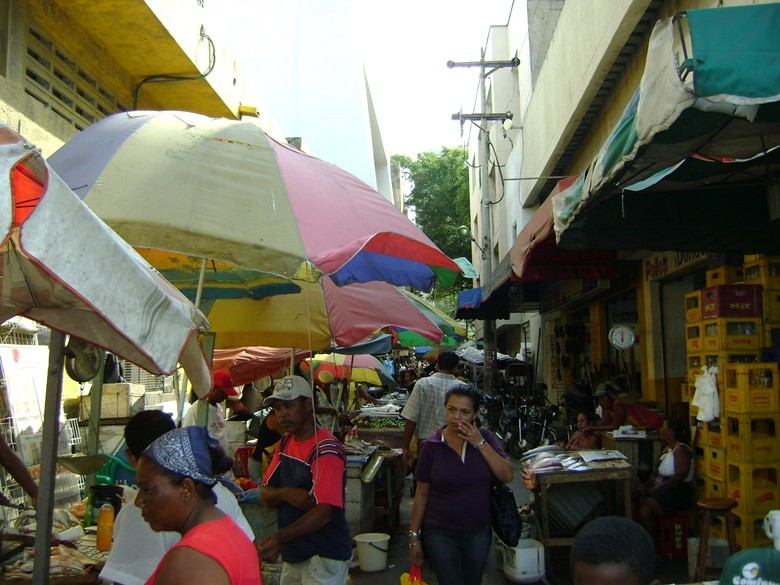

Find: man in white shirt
<box><xmin>99</xmin><ymin>410</ymin><xmax>253</xmax><ymax>585</ymax></box>
<box><xmin>182</xmin><ymin>369</ymin><xmax>242</xmax><ymax>453</ymax></box>
<box><xmin>401</xmin><ymin>351</ymin><xmax>462</xmax><ymax>467</ymax></box>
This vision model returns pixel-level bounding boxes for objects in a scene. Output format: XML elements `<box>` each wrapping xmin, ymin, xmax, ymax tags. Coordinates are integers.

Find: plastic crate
<box><xmin>723</xmin><ymin>413</ymin><xmax>779</xmax><ymax>463</ymax></box>
<box><xmin>726</xmin><ymin>462</ymin><xmax>779</xmax><ymax>514</ymax></box>
<box><xmin>723</xmin><ymin>363</ymin><xmax>780</xmax><ymax>413</ymax></box>
<box><xmin>685</xmin><ymin>291</ymin><xmax>702</xmax><ymax>323</ymax></box>
<box><xmin>744</xmin><ymin>257</ymin><xmax>780</xmax><ymax>289</ymax></box>
<box><xmin>763</xmin><ymin>289</ymin><xmax>780</xmax><ymax>324</ymax></box>
<box><xmin>657</xmin><ymin>509</ymin><xmax>689</xmax><ymax>560</ymax></box>
<box><xmin>694</xmin><ymin>446</ymin><xmax>706</xmax><ymax>479</ymax></box>
<box><xmin>700</xmin><ymin>284</ymin><xmax>763</xmax><ymax>319</ymax></box>
<box><xmin>706</xmin><ymin>266</ymin><xmax>744</xmax><ymax>287</ymax></box>
<box><xmin>702</xmin><ymin>317</ymin><xmax>761</xmax><ymax>351</ymax></box>
<box><xmin>704</xmin><ymin>476</ymin><xmax>727</xmax><ymax>498</ymax></box>
<box><xmin>762</xmin><ymin>325</ymin><xmax>780</xmax><ymax>348</ymax></box>
<box><xmin>704</xmin><ymin>447</ymin><xmax>727</xmax><ymax>481</ymax></box>
<box><xmin>705</xmin><ymin>420</ymin><xmax>724</xmax><ymax>449</ymax></box>
<box><xmin>733</xmin><ymin>510</ymin><xmax>773</xmax><ymax>549</ymax></box>
<box><xmin>686</xmin><ymin>323</ymin><xmax>703</xmax><ymax>352</ymax></box>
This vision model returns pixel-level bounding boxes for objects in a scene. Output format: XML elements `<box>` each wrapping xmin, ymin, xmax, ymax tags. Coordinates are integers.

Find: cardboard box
<box><xmin>80</xmin><ymin>383</ymin><xmax>146</xmax><ymax>419</ymax></box>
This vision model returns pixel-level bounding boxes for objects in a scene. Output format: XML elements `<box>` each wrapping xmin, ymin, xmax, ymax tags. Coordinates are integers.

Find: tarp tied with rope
<box><xmin>553</xmin><ymin>3</ymin><xmax>780</xmax><ymax>254</ymax></box>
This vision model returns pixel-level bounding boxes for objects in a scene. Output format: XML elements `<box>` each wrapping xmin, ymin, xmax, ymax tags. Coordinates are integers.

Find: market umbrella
<box><xmin>211</xmin><ymin>346</ymin><xmax>310</xmax><ymax>386</ymax></box>
<box><xmin>391</xmin><ymin>291</ymin><xmax>466</xmax><ymax>349</ymax></box>
<box><xmin>48</xmin><ymin>110</ymin><xmax>462</xmax><ymax>294</ymax></box>
<box><xmin>202</xmin><ymin>278</ymin><xmax>446</xmax><ymax>350</ymax></box>
<box><xmin>301</xmin><ymin>353</ymin><xmax>394</xmax><ymax>386</ymax></box>
<box><xmin>0</xmin><ymin>125</ymin><xmax>211</xmax><ymax>584</ymax></box>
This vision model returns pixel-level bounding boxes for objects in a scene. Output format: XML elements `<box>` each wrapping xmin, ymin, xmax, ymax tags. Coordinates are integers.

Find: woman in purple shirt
<box><xmin>409</xmin><ymin>384</ymin><xmax>513</xmax><ymax>585</ymax></box>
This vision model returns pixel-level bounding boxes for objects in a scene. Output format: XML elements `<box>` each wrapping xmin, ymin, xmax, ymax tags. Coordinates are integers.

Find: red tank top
<box><xmin>144</xmin><ymin>516</ymin><xmax>261</xmax><ymax>585</ymax></box>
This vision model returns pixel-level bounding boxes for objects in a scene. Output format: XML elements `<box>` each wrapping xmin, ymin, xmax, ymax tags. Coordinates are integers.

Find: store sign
<box><xmin>644</xmin><ymin>252</ymin><xmax>706</xmax><ymax>282</ymax></box>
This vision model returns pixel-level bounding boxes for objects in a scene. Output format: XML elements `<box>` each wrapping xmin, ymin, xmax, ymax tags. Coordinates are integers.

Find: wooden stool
<box><xmin>694</xmin><ymin>497</ymin><xmax>738</xmax><ymax>581</ymax></box>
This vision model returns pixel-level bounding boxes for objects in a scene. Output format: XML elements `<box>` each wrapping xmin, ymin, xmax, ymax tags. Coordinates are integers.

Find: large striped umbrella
<box><xmin>48</xmin><ymin>110</ymin><xmax>461</xmax><ymax>293</ymax></box>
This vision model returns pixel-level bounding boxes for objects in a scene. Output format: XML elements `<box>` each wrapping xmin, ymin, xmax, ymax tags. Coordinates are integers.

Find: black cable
<box><xmin>132</xmin><ymin>29</ymin><xmax>216</xmax><ymax>109</ymax></box>
<box><xmin>488</xmin><ymin>138</ymin><xmax>507</xmax><ymax>206</ymax></box>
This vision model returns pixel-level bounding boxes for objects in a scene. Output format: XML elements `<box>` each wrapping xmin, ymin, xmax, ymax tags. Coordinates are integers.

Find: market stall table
<box><xmin>536</xmin><ymin>458</ymin><xmax>633</xmax><ymax>554</ymax></box>
<box><xmin>601</xmin><ymin>431</ymin><xmax>663</xmax><ymax>489</ymax></box>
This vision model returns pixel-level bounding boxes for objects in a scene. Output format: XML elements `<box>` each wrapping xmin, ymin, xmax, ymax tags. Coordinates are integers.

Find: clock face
<box><xmin>609</xmin><ymin>325</ymin><xmax>635</xmax><ymax>350</ymax></box>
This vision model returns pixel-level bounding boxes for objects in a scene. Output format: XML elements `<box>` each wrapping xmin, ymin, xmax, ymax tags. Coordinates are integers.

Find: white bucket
<box><xmin>353</xmin><ymin>532</ymin><xmax>390</xmax><ymax>572</ymax></box>
<box><xmin>503</xmin><ymin>538</ymin><xmax>545</xmax><ymax>584</ymax></box>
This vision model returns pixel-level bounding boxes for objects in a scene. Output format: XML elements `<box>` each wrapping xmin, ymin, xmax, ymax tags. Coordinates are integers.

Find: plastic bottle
<box><xmin>96</xmin><ymin>502</ymin><xmax>115</xmax><ymax>551</ymax></box>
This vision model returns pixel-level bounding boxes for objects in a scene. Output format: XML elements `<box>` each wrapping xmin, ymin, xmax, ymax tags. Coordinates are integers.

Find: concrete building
<box><xmin>463</xmin><ymin>0</ymin><xmax>780</xmax><ymax>410</ymax></box>
<box><xmin>0</xmin><ymin>1</ymin><xmax>270</xmax><ymax>157</ymax></box>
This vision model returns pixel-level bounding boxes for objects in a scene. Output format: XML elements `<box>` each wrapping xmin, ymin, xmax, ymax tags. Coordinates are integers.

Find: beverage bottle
<box><xmin>96</xmin><ymin>502</ymin><xmax>115</xmax><ymax>551</ymax></box>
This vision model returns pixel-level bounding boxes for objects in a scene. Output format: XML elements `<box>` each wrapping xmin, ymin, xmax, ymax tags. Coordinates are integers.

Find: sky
<box><xmin>209</xmin><ymin>1</ymin><xmax>514</xmax><ymax>159</ymax></box>
<box><xmin>355</xmin><ymin>1</ymin><xmax>514</xmax><ymax>157</ymax></box>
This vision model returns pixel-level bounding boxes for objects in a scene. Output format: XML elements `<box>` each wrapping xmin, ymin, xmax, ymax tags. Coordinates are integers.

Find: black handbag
<box><xmin>490</xmin><ymin>477</ymin><xmax>523</xmax><ymax>547</ymax></box>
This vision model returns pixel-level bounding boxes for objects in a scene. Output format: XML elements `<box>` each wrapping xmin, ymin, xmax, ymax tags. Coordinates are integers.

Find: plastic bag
<box><xmin>399</xmin><ymin>563</ymin><xmax>427</xmax><ymax>585</ymax></box>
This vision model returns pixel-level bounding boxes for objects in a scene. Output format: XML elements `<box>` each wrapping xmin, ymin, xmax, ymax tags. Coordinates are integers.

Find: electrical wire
<box><xmin>132</xmin><ymin>29</ymin><xmax>216</xmax><ymax>109</ymax></box>
<box><xmin>488</xmin><ymin>138</ymin><xmax>507</xmax><ymax>206</ymax></box>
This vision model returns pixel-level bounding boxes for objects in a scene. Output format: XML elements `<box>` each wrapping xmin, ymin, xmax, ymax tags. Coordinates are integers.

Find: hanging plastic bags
<box><xmin>692</xmin><ymin>365</ymin><xmax>720</xmax><ymax>422</ymax></box>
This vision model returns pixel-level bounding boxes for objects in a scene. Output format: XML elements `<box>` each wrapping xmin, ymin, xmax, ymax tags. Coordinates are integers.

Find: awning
<box><xmin>455</xmin><ymin>286</ymin><xmax>511</xmax><ymax>320</ymax></box>
<box><xmin>510</xmin><ymin>177</ymin><xmax>618</xmax><ymax>279</ymax></box>
<box><xmin>553</xmin><ymin>3</ymin><xmax>780</xmax><ymax>253</ymax></box>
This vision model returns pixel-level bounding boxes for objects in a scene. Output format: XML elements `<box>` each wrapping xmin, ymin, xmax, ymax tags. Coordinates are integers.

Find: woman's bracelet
<box><xmin>408</xmin><ymin>541</ymin><xmax>421</xmax><ymax>548</ymax></box>
<box><xmin>474</xmin><ymin>438</ymin><xmax>486</xmax><ymax>449</ymax></box>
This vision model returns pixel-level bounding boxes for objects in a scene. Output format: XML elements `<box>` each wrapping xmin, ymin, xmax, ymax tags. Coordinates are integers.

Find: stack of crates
<box><xmin>683</xmin><ymin>270</ymin><xmax>778</xmax><ymax>548</ymax></box>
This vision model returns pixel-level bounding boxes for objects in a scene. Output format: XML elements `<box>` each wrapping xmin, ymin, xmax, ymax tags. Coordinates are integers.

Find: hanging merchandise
<box><xmin>691</xmin><ymin>365</ymin><xmax>721</xmax><ymax>422</ymax></box>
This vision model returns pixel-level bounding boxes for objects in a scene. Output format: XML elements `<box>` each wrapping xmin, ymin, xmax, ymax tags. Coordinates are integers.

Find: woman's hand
<box><xmin>409</xmin><ymin>540</ymin><xmax>423</xmax><ymax>565</ymax></box>
<box><xmin>455</xmin><ymin>419</ymin><xmax>481</xmax><ymax>447</ymax></box>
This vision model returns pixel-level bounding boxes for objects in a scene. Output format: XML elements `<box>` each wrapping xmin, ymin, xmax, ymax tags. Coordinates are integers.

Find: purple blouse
<box><xmin>414</xmin><ymin>426</ymin><xmax>507</xmax><ymax>532</ymax></box>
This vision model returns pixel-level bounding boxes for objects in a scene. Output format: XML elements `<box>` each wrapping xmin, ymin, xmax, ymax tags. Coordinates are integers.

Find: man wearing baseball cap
<box><xmin>182</xmin><ymin>369</ymin><xmax>242</xmax><ymax>453</ymax></box>
<box><xmin>251</xmin><ymin>375</ymin><xmax>352</xmax><ymax>584</ymax></box>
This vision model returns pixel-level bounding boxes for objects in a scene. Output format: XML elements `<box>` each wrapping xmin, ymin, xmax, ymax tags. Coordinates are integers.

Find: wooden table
<box><xmin>536</xmin><ymin>459</ymin><xmax>633</xmax><ymax>550</ymax></box>
<box><xmin>601</xmin><ymin>432</ymin><xmax>663</xmax><ymax>489</ymax></box>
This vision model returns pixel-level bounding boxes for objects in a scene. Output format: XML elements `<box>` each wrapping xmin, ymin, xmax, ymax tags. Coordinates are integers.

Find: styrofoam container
<box><xmin>503</xmin><ymin>538</ymin><xmax>545</xmax><ymax>584</ymax></box>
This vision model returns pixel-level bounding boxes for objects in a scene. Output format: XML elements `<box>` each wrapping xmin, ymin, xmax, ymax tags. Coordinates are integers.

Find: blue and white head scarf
<box><xmin>143</xmin><ymin>427</ymin><xmax>241</xmax><ymax>495</ymax></box>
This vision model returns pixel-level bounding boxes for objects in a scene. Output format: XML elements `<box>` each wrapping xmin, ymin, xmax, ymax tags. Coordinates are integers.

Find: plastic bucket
<box><xmin>354</xmin><ymin>532</ymin><xmax>390</xmax><ymax>572</ymax></box>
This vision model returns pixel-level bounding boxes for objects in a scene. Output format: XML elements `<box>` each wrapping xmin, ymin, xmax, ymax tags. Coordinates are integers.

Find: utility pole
<box><xmin>449</xmin><ymin>51</ymin><xmax>519</xmax><ymax>394</ymax></box>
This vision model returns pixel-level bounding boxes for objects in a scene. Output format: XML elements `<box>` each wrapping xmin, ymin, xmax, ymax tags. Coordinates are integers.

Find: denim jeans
<box><xmin>423</xmin><ymin>523</ymin><xmax>493</xmax><ymax>585</ymax></box>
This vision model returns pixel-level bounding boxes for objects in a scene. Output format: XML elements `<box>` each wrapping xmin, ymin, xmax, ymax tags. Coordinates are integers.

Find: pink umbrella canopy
<box><xmin>212</xmin><ymin>347</ymin><xmax>310</xmax><ymax>386</ymax></box>
<box><xmin>48</xmin><ymin>110</ymin><xmax>461</xmax><ymax>292</ymax></box>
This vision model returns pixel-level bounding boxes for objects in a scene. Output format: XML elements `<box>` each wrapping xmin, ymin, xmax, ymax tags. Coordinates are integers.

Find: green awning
<box><xmin>554</xmin><ymin>3</ymin><xmax>780</xmax><ymax>253</ymax></box>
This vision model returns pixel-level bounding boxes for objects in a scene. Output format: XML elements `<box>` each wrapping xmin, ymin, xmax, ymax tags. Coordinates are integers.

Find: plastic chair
<box><xmin>94</xmin><ymin>453</ymin><xmax>137</xmax><ymax>486</ymax></box>
<box><xmin>233</xmin><ymin>446</ymin><xmax>254</xmax><ymax>478</ymax></box>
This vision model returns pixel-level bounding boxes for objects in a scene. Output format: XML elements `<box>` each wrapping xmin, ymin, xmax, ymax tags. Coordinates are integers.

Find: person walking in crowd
<box><xmin>312</xmin><ymin>370</ymin><xmax>340</xmax><ymax>435</ymax></box>
<box><xmin>182</xmin><ymin>369</ymin><xmax>242</xmax><ymax>454</ymax></box>
<box><xmin>401</xmin><ymin>351</ymin><xmax>462</xmax><ymax>468</ymax></box>
<box><xmin>633</xmin><ymin>417</ymin><xmax>693</xmax><ymax>538</ymax></box>
<box><xmin>399</xmin><ymin>369</ymin><xmax>418</xmax><ymax>394</ymax></box>
<box><xmin>250</xmin><ymin>375</ymin><xmax>352</xmax><ymax>585</ymax></box>
<box><xmin>571</xmin><ymin>516</ymin><xmax>660</xmax><ymax>585</ymax></box>
<box><xmin>566</xmin><ymin>411</ymin><xmax>601</xmax><ymax>450</ymax></box>
<box><xmin>134</xmin><ymin>426</ymin><xmax>260</xmax><ymax>585</ymax></box>
<box><xmin>409</xmin><ymin>384</ymin><xmax>513</xmax><ymax>585</ymax></box>
<box><xmin>100</xmin><ymin>411</ymin><xmax>254</xmax><ymax>585</ymax></box>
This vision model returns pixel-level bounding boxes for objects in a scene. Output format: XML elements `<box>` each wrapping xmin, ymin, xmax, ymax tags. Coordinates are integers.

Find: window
<box><xmin>24</xmin><ymin>28</ymin><xmax>127</xmax><ymax>130</ymax></box>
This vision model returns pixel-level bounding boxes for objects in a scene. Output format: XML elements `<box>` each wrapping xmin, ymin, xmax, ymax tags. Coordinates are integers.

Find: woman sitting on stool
<box><xmin>634</xmin><ymin>417</ymin><xmax>693</xmax><ymax>537</ymax></box>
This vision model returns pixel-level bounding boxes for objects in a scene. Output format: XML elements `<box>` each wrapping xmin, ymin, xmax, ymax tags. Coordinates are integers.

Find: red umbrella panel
<box><xmin>212</xmin><ymin>347</ymin><xmax>310</xmax><ymax>386</ymax></box>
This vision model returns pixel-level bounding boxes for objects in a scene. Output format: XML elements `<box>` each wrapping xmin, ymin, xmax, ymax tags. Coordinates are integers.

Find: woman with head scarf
<box><xmin>135</xmin><ymin>426</ymin><xmax>261</xmax><ymax>585</ymax></box>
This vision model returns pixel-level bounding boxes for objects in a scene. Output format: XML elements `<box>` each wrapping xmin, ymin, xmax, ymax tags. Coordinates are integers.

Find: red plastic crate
<box><xmin>657</xmin><ymin>509</ymin><xmax>689</xmax><ymax>560</ymax></box>
<box><xmin>700</xmin><ymin>285</ymin><xmax>763</xmax><ymax>319</ymax></box>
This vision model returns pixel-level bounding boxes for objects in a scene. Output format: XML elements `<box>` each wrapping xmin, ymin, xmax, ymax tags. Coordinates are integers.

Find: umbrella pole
<box><xmin>33</xmin><ymin>330</ymin><xmax>66</xmax><ymax>585</ymax></box>
<box><xmin>194</xmin><ymin>257</ymin><xmax>207</xmax><ymax>308</ymax></box>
